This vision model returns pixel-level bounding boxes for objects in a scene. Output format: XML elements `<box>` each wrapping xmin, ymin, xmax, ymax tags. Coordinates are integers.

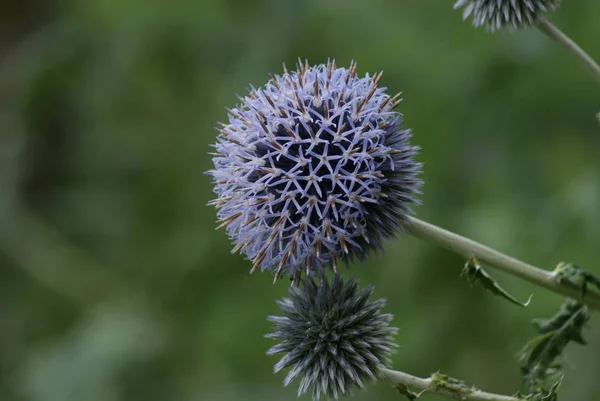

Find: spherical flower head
<box><xmin>208</xmin><ymin>60</ymin><xmax>422</xmax><ymax>280</ymax></box>
<box><xmin>265</xmin><ymin>274</ymin><xmax>398</xmax><ymax>400</ymax></box>
<box><xmin>454</xmin><ymin>0</ymin><xmax>561</xmax><ymax>31</ymax></box>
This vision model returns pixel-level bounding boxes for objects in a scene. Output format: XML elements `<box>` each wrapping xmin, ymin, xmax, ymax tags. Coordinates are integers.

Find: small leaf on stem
<box><xmin>462</xmin><ymin>257</ymin><xmax>532</xmax><ymax>307</ymax></box>
<box><xmin>552</xmin><ymin>262</ymin><xmax>600</xmax><ymax>300</ymax></box>
<box><xmin>430</xmin><ymin>372</ymin><xmax>474</xmax><ymax>396</ymax></box>
<box><xmin>395</xmin><ymin>383</ymin><xmax>420</xmax><ymax>400</ymax></box>
<box><xmin>519</xmin><ymin>375</ymin><xmax>562</xmax><ymax>401</ymax></box>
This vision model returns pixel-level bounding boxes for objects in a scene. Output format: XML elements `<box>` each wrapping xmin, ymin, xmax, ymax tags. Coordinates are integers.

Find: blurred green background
<box><xmin>1</xmin><ymin>1</ymin><xmax>599</xmax><ymax>400</ymax></box>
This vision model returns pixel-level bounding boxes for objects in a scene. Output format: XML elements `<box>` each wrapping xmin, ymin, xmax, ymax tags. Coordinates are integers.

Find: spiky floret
<box><xmin>208</xmin><ymin>60</ymin><xmax>422</xmax><ymax>281</ymax></box>
<box><xmin>454</xmin><ymin>0</ymin><xmax>561</xmax><ymax>31</ymax></box>
<box><xmin>266</xmin><ymin>274</ymin><xmax>397</xmax><ymax>400</ymax></box>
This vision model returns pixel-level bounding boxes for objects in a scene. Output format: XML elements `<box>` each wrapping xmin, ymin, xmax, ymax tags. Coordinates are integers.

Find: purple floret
<box><xmin>208</xmin><ymin>60</ymin><xmax>422</xmax><ymax>281</ymax></box>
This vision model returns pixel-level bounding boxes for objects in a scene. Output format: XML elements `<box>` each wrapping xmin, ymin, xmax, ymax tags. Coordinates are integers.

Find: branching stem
<box><xmin>536</xmin><ymin>18</ymin><xmax>600</xmax><ymax>86</ymax></box>
<box><xmin>381</xmin><ymin>368</ymin><xmax>522</xmax><ymax>401</ymax></box>
<box><xmin>404</xmin><ymin>216</ymin><xmax>600</xmax><ymax>312</ymax></box>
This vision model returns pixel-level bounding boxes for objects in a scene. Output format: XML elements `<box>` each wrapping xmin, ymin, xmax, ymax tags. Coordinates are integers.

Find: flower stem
<box><xmin>404</xmin><ymin>216</ymin><xmax>600</xmax><ymax>312</ymax></box>
<box><xmin>536</xmin><ymin>18</ymin><xmax>600</xmax><ymax>86</ymax></box>
<box><xmin>381</xmin><ymin>368</ymin><xmax>522</xmax><ymax>401</ymax></box>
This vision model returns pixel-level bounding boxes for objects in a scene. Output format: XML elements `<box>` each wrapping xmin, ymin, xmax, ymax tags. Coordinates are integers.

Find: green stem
<box><xmin>536</xmin><ymin>18</ymin><xmax>600</xmax><ymax>86</ymax></box>
<box><xmin>404</xmin><ymin>216</ymin><xmax>600</xmax><ymax>312</ymax></box>
<box><xmin>381</xmin><ymin>368</ymin><xmax>523</xmax><ymax>401</ymax></box>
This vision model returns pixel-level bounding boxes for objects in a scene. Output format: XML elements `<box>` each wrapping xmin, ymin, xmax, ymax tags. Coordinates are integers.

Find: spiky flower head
<box><xmin>454</xmin><ymin>0</ymin><xmax>561</xmax><ymax>31</ymax></box>
<box><xmin>266</xmin><ymin>274</ymin><xmax>398</xmax><ymax>400</ymax></box>
<box><xmin>208</xmin><ymin>60</ymin><xmax>422</xmax><ymax>281</ymax></box>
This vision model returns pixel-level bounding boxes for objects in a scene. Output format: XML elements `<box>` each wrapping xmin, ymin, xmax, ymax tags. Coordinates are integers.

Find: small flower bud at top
<box><xmin>207</xmin><ymin>60</ymin><xmax>422</xmax><ymax>280</ymax></box>
<box><xmin>266</xmin><ymin>274</ymin><xmax>398</xmax><ymax>400</ymax></box>
<box><xmin>454</xmin><ymin>0</ymin><xmax>561</xmax><ymax>31</ymax></box>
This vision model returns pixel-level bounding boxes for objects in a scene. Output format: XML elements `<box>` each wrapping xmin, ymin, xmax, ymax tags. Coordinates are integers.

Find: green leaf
<box><xmin>430</xmin><ymin>372</ymin><xmax>473</xmax><ymax>395</ymax></box>
<box><xmin>461</xmin><ymin>257</ymin><xmax>532</xmax><ymax>307</ymax></box>
<box><xmin>518</xmin><ymin>298</ymin><xmax>589</xmax><ymax>396</ymax></box>
<box><xmin>553</xmin><ymin>262</ymin><xmax>600</xmax><ymax>300</ymax></box>
<box><xmin>519</xmin><ymin>376</ymin><xmax>563</xmax><ymax>401</ymax></box>
<box><xmin>395</xmin><ymin>383</ymin><xmax>420</xmax><ymax>400</ymax></box>
<box><xmin>532</xmin><ymin>301</ymin><xmax>587</xmax><ymax>346</ymax></box>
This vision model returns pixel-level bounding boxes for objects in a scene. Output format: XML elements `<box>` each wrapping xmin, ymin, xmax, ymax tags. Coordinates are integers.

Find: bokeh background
<box><xmin>1</xmin><ymin>1</ymin><xmax>599</xmax><ymax>400</ymax></box>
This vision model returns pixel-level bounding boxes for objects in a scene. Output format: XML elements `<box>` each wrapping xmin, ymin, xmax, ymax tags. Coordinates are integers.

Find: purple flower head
<box><xmin>454</xmin><ymin>0</ymin><xmax>560</xmax><ymax>31</ymax></box>
<box><xmin>208</xmin><ymin>60</ymin><xmax>422</xmax><ymax>281</ymax></box>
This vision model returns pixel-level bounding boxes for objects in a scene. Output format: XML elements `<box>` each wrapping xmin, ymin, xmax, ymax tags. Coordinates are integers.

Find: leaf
<box><xmin>532</xmin><ymin>300</ymin><xmax>587</xmax><ymax>346</ymax></box>
<box><xmin>430</xmin><ymin>372</ymin><xmax>473</xmax><ymax>395</ymax></box>
<box><xmin>520</xmin><ymin>376</ymin><xmax>563</xmax><ymax>401</ymax></box>
<box><xmin>553</xmin><ymin>262</ymin><xmax>600</xmax><ymax>300</ymax></box>
<box><xmin>461</xmin><ymin>257</ymin><xmax>532</xmax><ymax>307</ymax></box>
<box><xmin>518</xmin><ymin>298</ymin><xmax>589</xmax><ymax>396</ymax></box>
<box><xmin>395</xmin><ymin>383</ymin><xmax>420</xmax><ymax>400</ymax></box>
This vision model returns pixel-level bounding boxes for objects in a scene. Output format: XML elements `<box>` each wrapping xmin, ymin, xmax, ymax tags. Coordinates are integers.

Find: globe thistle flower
<box><xmin>454</xmin><ymin>0</ymin><xmax>561</xmax><ymax>31</ymax></box>
<box><xmin>266</xmin><ymin>274</ymin><xmax>398</xmax><ymax>400</ymax></box>
<box><xmin>208</xmin><ymin>60</ymin><xmax>422</xmax><ymax>281</ymax></box>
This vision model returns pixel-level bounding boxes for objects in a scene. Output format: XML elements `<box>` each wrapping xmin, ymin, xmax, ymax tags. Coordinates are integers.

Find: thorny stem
<box><xmin>381</xmin><ymin>368</ymin><xmax>522</xmax><ymax>401</ymax></box>
<box><xmin>536</xmin><ymin>18</ymin><xmax>600</xmax><ymax>87</ymax></box>
<box><xmin>404</xmin><ymin>216</ymin><xmax>600</xmax><ymax>312</ymax></box>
